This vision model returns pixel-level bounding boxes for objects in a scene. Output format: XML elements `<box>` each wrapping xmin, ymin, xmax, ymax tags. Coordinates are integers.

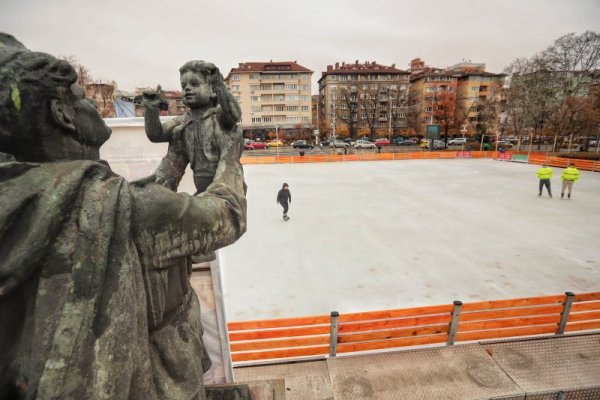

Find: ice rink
<box><xmin>219</xmin><ymin>159</ymin><xmax>600</xmax><ymax>322</ymax></box>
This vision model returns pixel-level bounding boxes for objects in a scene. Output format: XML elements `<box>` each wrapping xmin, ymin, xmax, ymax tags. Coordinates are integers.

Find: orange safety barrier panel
<box><xmin>227</xmin><ymin>291</ymin><xmax>600</xmax><ymax>364</ymax></box>
<box><xmin>239</xmin><ymin>150</ymin><xmax>599</xmax><ymax>173</ymax></box>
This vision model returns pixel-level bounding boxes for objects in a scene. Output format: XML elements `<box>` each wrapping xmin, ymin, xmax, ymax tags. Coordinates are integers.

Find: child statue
<box><xmin>143</xmin><ymin>60</ymin><xmax>242</xmax><ymax>194</ymax></box>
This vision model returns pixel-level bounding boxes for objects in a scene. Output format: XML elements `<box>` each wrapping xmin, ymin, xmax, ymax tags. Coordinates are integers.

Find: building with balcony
<box><xmin>408</xmin><ymin>59</ymin><xmax>505</xmax><ymax>136</ymax></box>
<box><xmin>318</xmin><ymin>61</ymin><xmax>410</xmax><ymax>139</ymax></box>
<box><xmin>448</xmin><ymin>63</ymin><xmax>505</xmax><ymax>135</ymax></box>
<box><xmin>225</xmin><ymin>61</ymin><xmax>313</xmax><ymax>140</ymax></box>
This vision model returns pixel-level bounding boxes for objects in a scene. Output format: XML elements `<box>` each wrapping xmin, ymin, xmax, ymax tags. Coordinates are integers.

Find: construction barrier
<box><xmin>240</xmin><ymin>151</ymin><xmax>499</xmax><ymax>164</ymax></box>
<box><xmin>241</xmin><ymin>150</ymin><xmax>600</xmax><ymax>173</ymax></box>
<box><xmin>227</xmin><ymin>291</ymin><xmax>600</xmax><ymax>365</ymax></box>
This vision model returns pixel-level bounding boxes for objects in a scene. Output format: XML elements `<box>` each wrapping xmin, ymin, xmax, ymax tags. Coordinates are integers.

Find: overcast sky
<box><xmin>1</xmin><ymin>0</ymin><xmax>598</xmax><ymax>92</ymax></box>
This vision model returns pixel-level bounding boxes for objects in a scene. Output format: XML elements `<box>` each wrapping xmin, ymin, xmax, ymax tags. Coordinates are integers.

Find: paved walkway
<box><xmin>234</xmin><ymin>333</ymin><xmax>600</xmax><ymax>400</ymax></box>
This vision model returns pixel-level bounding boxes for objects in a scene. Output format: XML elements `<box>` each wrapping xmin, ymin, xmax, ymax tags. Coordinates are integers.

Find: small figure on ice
<box><xmin>561</xmin><ymin>163</ymin><xmax>580</xmax><ymax>199</ymax></box>
<box><xmin>536</xmin><ymin>164</ymin><xmax>553</xmax><ymax>197</ymax></box>
<box><xmin>277</xmin><ymin>183</ymin><xmax>292</xmax><ymax>221</ymax></box>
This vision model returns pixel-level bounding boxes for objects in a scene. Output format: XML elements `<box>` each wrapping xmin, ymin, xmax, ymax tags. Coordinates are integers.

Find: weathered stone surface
<box><xmin>0</xmin><ymin>32</ymin><xmax>246</xmax><ymax>400</ymax></box>
<box><xmin>205</xmin><ymin>384</ymin><xmax>251</xmax><ymax>400</ymax></box>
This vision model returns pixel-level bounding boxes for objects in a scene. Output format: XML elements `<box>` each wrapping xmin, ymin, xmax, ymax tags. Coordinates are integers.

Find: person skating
<box><xmin>277</xmin><ymin>183</ymin><xmax>292</xmax><ymax>221</ymax></box>
<box><xmin>536</xmin><ymin>164</ymin><xmax>553</xmax><ymax>197</ymax></box>
<box><xmin>561</xmin><ymin>163</ymin><xmax>580</xmax><ymax>199</ymax></box>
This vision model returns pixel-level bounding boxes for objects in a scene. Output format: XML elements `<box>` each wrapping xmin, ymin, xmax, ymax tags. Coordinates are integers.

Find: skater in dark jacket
<box><xmin>277</xmin><ymin>183</ymin><xmax>292</xmax><ymax>221</ymax></box>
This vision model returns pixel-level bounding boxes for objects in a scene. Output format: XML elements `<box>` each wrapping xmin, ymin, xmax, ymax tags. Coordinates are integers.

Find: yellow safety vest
<box><xmin>536</xmin><ymin>167</ymin><xmax>553</xmax><ymax>180</ymax></box>
<box><xmin>561</xmin><ymin>167</ymin><xmax>580</xmax><ymax>182</ymax></box>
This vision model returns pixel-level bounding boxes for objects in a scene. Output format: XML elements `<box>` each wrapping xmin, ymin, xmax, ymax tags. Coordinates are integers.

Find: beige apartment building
<box><xmin>448</xmin><ymin>62</ymin><xmax>505</xmax><ymax>136</ymax></box>
<box><xmin>225</xmin><ymin>61</ymin><xmax>313</xmax><ymax>140</ymax></box>
<box><xmin>318</xmin><ymin>61</ymin><xmax>410</xmax><ymax>139</ymax></box>
<box><xmin>409</xmin><ymin>59</ymin><xmax>505</xmax><ymax>136</ymax></box>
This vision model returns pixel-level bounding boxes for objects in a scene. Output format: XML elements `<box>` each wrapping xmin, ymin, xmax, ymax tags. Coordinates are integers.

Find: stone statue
<box><xmin>143</xmin><ymin>61</ymin><xmax>242</xmax><ymax>195</ymax></box>
<box><xmin>0</xmin><ymin>33</ymin><xmax>247</xmax><ymax>400</ymax></box>
<box><xmin>141</xmin><ymin>61</ymin><xmax>242</xmax><ymax>263</ymax></box>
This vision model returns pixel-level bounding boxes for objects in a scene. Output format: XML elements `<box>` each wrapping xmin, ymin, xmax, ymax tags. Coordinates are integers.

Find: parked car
<box><xmin>243</xmin><ymin>142</ymin><xmax>255</xmax><ymax>150</ymax></box>
<box><xmin>494</xmin><ymin>141</ymin><xmax>513</xmax><ymax>149</ymax></box>
<box><xmin>420</xmin><ymin>139</ymin><xmax>447</xmax><ymax>150</ymax></box>
<box><xmin>292</xmin><ymin>140</ymin><xmax>314</xmax><ymax>149</ymax></box>
<box><xmin>353</xmin><ymin>140</ymin><xmax>376</xmax><ymax>149</ymax></box>
<box><xmin>266</xmin><ymin>139</ymin><xmax>284</xmax><ymax>147</ymax></box>
<box><xmin>374</xmin><ymin>138</ymin><xmax>390</xmax><ymax>146</ymax></box>
<box><xmin>447</xmin><ymin>138</ymin><xmax>467</xmax><ymax>146</ymax></box>
<box><xmin>248</xmin><ymin>141</ymin><xmax>267</xmax><ymax>149</ymax></box>
<box><xmin>395</xmin><ymin>138</ymin><xmax>417</xmax><ymax>146</ymax></box>
<box><xmin>330</xmin><ymin>140</ymin><xmax>349</xmax><ymax>148</ymax></box>
<box><xmin>342</xmin><ymin>138</ymin><xmax>355</xmax><ymax>146</ymax></box>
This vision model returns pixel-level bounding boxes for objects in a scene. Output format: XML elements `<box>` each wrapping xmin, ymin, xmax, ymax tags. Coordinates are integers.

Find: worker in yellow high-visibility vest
<box><xmin>561</xmin><ymin>163</ymin><xmax>580</xmax><ymax>199</ymax></box>
<box><xmin>536</xmin><ymin>164</ymin><xmax>553</xmax><ymax>197</ymax></box>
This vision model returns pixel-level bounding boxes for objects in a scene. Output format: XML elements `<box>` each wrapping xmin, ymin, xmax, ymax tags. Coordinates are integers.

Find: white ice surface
<box><xmin>219</xmin><ymin>159</ymin><xmax>600</xmax><ymax>322</ymax></box>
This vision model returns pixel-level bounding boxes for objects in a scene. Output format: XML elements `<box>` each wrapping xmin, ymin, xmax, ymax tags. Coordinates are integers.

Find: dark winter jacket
<box><xmin>277</xmin><ymin>188</ymin><xmax>291</xmax><ymax>205</ymax></box>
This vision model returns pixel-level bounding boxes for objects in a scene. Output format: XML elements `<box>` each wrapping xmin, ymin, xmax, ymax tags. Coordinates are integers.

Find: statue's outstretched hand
<box><xmin>142</xmin><ymin>88</ymin><xmax>161</xmax><ymax>109</ymax></box>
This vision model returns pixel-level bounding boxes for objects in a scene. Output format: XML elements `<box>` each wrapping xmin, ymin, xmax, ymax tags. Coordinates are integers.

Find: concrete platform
<box><xmin>233</xmin><ymin>333</ymin><xmax>600</xmax><ymax>400</ymax></box>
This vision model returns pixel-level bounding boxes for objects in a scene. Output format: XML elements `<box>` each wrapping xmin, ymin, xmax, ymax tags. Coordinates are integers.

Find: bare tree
<box><xmin>336</xmin><ymin>88</ymin><xmax>359</xmax><ymax>138</ymax></box>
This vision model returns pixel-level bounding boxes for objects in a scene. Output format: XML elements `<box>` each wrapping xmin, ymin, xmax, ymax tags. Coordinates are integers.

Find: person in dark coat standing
<box><xmin>277</xmin><ymin>183</ymin><xmax>292</xmax><ymax>221</ymax></box>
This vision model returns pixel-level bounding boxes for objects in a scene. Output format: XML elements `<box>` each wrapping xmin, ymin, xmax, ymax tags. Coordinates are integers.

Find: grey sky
<box><xmin>1</xmin><ymin>0</ymin><xmax>598</xmax><ymax>92</ymax></box>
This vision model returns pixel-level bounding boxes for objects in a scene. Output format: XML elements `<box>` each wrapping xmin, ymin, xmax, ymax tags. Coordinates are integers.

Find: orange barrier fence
<box><xmin>528</xmin><ymin>154</ymin><xmax>599</xmax><ymax>172</ymax></box>
<box><xmin>240</xmin><ymin>150</ymin><xmax>600</xmax><ymax>173</ymax></box>
<box><xmin>240</xmin><ymin>151</ymin><xmax>498</xmax><ymax>164</ymax></box>
<box><xmin>227</xmin><ymin>291</ymin><xmax>600</xmax><ymax>364</ymax></box>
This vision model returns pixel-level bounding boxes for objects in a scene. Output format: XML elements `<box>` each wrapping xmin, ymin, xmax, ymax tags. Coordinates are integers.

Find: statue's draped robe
<box><xmin>0</xmin><ymin>158</ymin><xmax>246</xmax><ymax>400</ymax></box>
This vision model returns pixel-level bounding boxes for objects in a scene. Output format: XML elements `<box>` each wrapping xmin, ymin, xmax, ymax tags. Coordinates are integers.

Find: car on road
<box><xmin>395</xmin><ymin>138</ymin><xmax>417</xmax><ymax>146</ymax></box>
<box><xmin>447</xmin><ymin>138</ymin><xmax>467</xmax><ymax>146</ymax></box>
<box><xmin>420</xmin><ymin>139</ymin><xmax>447</xmax><ymax>150</ymax></box>
<box><xmin>266</xmin><ymin>139</ymin><xmax>284</xmax><ymax>147</ymax></box>
<box><xmin>243</xmin><ymin>140</ymin><xmax>268</xmax><ymax>150</ymax></box>
<box><xmin>353</xmin><ymin>140</ymin><xmax>376</xmax><ymax>149</ymax></box>
<box><xmin>292</xmin><ymin>140</ymin><xmax>314</xmax><ymax>149</ymax></box>
<box><xmin>374</xmin><ymin>138</ymin><xmax>390</xmax><ymax>146</ymax></box>
<box><xmin>494</xmin><ymin>140</ymin><xmax>513</xmax><ymax>149</ymax></box>
<box><xmin>330</xmin><ymin>140</ymin><xmax>349</xmax><ymax>148</ymax></box>
<box><xmin>342</xmin><ymin>138</ymin><xmax>356</xmax><ymax>146</ymax></box>
<box><xmin>249</xmin><ymin>141</ymin><xmax>267</xmax><ymax>149</ymax></box>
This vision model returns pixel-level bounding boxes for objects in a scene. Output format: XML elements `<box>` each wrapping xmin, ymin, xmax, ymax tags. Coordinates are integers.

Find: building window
<box><xmin>286</xmin><ymin>95</ymin><xmax>300</xmax><ymax>101</ymax></box>
<box><xmin>251</xmin><ymin>117</ymin><xmax>261</xmax><ymax>123</ymax></box>
<box><xmin>302</xmin><ymin>116</ymin><xmax>310</xmax><ymax>122</ymax></box>
<box><xmin>263</xmin><ymin>116</ymin><xmax>272</xmax><ymax>122</ymax></box>
<box><xmin>250</xmin><ymin>84</ymin><xmax>260</xmax><ymax>91</ymax></box>
<box><xmin>285</xmin><ymin>84</ymin><xmax>298</xmax><ymax>90</ymax></box>
<box><xmin>471</xmin><ymin>87</ymin><xmax>480</xmax><ymax>92</ymax></box>
<box><xmin>330</xmin><ymin>85</ymin><xmax>337</xmax><ymax>91</ymax></box>
<box><xmin>300</xmin><ymin>95</ymin><xmax>309</xmax><ymax>101</ymax></box>
<box><xmin>231</xmin><ymin>74</ymin><xmax>240</xmax><ymax>81</ymax></box>
<box><xmin>287</xmin><ymin>116</ymin><xmax>299</xmax><ymax>122</ymax></box>
<box><xmin>251</xmin><ymin>96</ymin><xmax>260</xmax><ymax>102</ymax></box>
<box><xmin>301</xmin><ymin>105</ymin><xmax>309</xmax><ymax>111</ymax></box>
<box><xmin>275</xmin><ymin>105</ymin><xmax>285</xmax><ymax>111</ymax></box>
<box><xmin>232</xmin><ymin>85</ymin><xmax>240</xmax><ymax>91</ymax></box>
<box><xmin>287</xmin><ymin>106</ymin><xmax>299</xmax><ymax>111</ymax></box>
<box><xmin>340</xmin><ymin>75</ymin><xmax>348</xmax><ymax>81</ymax></box>
<box><xmin>251</xmin><ymin>106</ymin><xmax>261</xmax><ymax>112</ymax></box>
<box><xmin>273</xmin><ymin>83</ymin><xmax>285</xmax><ymax>90</ymax></box>
<box><xmin>274</xmin><ymin>94</ymin><xmax>285</xmax><ymax>101</ymax></box>
<box><xmin>250</xmin><ymin>74</ymin><xmax>259</xmax><ymax>80</ymax></box>
<box><xmin>260</xmin><ymin>84</ymin><xmax>272</xmax><ymax>90</ymax></box>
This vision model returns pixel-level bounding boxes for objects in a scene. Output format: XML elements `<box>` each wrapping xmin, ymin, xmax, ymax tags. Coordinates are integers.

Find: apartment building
<box><xmin>448</xmin><ymin>62</ymin><xmax>505</xmax><ymax>135</ymax></box>
<box><xmin>409</xmin><ymin>59</ymin><xmax>505</xmax><ymax>136</ymax></box>
<box><xmin>408</xmin><ymin>65</ymin><xmax>459</xmax><ymax>136</ymax></box>
<box><xmin>318</xmin><ymin>61</ymin><xmax>410</xmax><ymax>139</ymax></box>
<box><xmin>225</xmin><ymin>61</ymin><xmax>313</xmax><ymax>139</ymax></box>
